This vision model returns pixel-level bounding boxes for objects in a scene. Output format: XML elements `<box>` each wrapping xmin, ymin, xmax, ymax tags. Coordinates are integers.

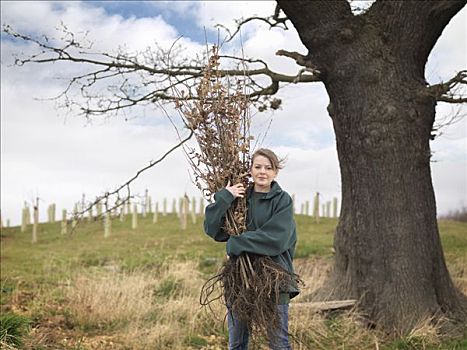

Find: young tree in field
<box><xmin>3</xmin><ymin>0</ymin><xmax>466</xmax><ymax>332</ymax></box>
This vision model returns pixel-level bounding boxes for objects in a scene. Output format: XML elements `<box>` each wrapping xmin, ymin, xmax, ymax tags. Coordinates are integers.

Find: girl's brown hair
<box><xmin>251</xmin><ymin>148</ymin><xmax>285</xmax><ymax>172</ymax></box>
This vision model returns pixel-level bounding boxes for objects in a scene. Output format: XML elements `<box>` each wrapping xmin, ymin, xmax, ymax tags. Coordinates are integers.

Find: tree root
<box><xmin>201</xmin><ymin>254</ymin><xmax>301</xmax><ymax>339</ymax></box>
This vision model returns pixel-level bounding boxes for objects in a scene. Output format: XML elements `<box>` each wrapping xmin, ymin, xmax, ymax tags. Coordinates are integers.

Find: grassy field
<box><xmin>1</xmin><ymin>214</ymin><xmax>466</xmax><ymax>349</ymax></box>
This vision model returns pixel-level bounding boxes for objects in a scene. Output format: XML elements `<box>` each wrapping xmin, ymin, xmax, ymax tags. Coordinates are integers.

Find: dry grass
<box><xmin>17</xmin><ymin>255</ymin><xmax>467</xmax><ymax>349</ymax></box>
<box><xmin>60</xmin><ymin>261</ymin><xmax>226</xmax><ymax>349</ymax></box>
<box><xmin>0</xmin><ymin>340</ymin><xmax>18</xmax><ymax>350</ymax></box>
<box><xmin>293</xmin><ymin>256</ymin><xmax>333</xmax><ymax>300</ymax></box>
<box><xmin>449</xmin><ymin>258</ymin><xmax>467</xmax><ymax>295</ymax></box>
<box><xmin>65</xmin><ymin>272</ymin><xmax>154</xmax><ymax>328</ymax></box>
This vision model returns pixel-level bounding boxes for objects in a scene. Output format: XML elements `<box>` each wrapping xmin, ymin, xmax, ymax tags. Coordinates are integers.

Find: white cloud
<box><xmin>426</xmin><ymin>8</ymin><xmax>466</xmax><ymax>83</ymax></box>
<box><xmin>1</xmin><ymin>1</ymin><xmax>466</xmax><ymax>227</ymax></box>
<box><xmin>1</xmin><ymin>1</ymin><xmax>198</xmax><ymax>54</ymax></box>
<box><xmin>193</xmin><ymin>1</ymin><xmax>275</xmax><ymax>33</ymax></box>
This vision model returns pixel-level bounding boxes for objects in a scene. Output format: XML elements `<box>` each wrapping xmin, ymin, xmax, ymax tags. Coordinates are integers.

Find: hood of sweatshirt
<box><xmin>246</xmin><ymin>180</ymin><xmax>283</xmax><ymax>200</ymax></box>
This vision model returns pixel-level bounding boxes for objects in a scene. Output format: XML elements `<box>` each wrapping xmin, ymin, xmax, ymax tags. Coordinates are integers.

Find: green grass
<box><xmin>1</xmin><ymin>215</ymin><xmax>465</xmax><ymax>305</ymax></box>
<box><xmin>0</xmin><ymin>312</ymin><xmax>30</xmax><ymax>347</ymax></box>
<box><xmin>437</xmin><ymin>220</ymin><xmax>467</xmax><ymax>260</ymax></box>
<box><xmin>0</xmin><ymin>214</ymin><xmax>339</xmax><ymax>287</ymax></box>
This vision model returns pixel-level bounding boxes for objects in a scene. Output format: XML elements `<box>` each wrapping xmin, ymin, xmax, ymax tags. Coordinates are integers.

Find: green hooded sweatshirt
<box><xmin>204</xmin><ymin>181</ymin><xmax>299</xmax><ymax>300</ymax></box>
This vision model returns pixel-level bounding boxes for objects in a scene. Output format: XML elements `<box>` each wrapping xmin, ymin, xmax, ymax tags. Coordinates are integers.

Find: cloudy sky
<box><xmin>1</xmin><ymin>1</ymin><xmax>466</xmax><ymax>225</ymax></box>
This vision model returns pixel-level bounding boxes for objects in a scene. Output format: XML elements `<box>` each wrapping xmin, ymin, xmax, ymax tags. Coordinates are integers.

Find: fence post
<box><xmin>96</xmin><ymin>202</ymin><xmax>102</xmax><ymax>219</ymax></box>
<box><xmin>32</xmin><ymin>197</ymin><xmax>38</xmax><ymax>244</ymax></box>
<box><xmin>313</xmin><ymin>192</ymin><xmax>320</xmax><ymax>224</ymax></box>
<box><xmin>81</xmin><ymin>193</ymin><xmax>86</xmax><ymax>215</ymax></box>
<box><xmin>21</xmin><ymin>205</ymin><xmax>28</xmax><ymax>232</ymax></box>
<box><xmin>180</xmin><ymin>196</ymin><xmax>188</xmax><ymax>230</ymax></box>
<box><xmin>25</xmin><ymin>202</ymin><xmax>31</xmax><ymax>225</ymax></box>
<box><xmin>199</xmin><ymin>197</ymin><xmax>205</xmax><ymax>216</ymax></box>
<box><xmin>178</xmin><ymin>198</ymin><xmax>183</xmax><ymax>218</ymax></box>
<box><xmin>191</xmin><ymin>196</ymin><xmax>197</xmax><ymax>224</ymax></box>
<box><xmin>148</xmin><ymin>196</ymin><xmax>152</xmax><ymax>216</ymax></box>
<box><xmin>21</xmin><ymin>208</ymin><xmax>26</xmax><ymax>232</ymax></box>
<box><xmin>119</xmin><ymin>205</ymin><xmax>125</xmax><ymax>222</ymax></box>
<box><xmin>333</xmin><ymin>197</ymin><xmax>339</xmax><ymax>218</ymax></box>
<box><xmin>104</xmin><ymin>212</ymin><xmax>111</xmax><ymax>238</ymax></box>
<box><xmin>163</xmin><ymin>198</ymin><xmax>167</xmax><ymax>216</ymax></box>
<box><xmin>153</xmin><ymin>202</ymin><xmax>158</xmax><ymax>224</ymax></box>
<box><xmin>61</xmin><ymin>209</ymin><xmax>67</xmax><ymax>235</ymax></box>
<box><xmin>184</xmin><ymin>196</ymin><xmax>189</xmax><ymax>227</ymax></box>
<box><xmin>51</xmin><ymin>203</ymin><xmax>56</xmax><ymax>223</ymax></box>
<box><xmin>126</xmin><ymin>200</ymin><xmax>132</xmax><ymax>216</ymax></box>
<box><xmin>72</xmin><ymin>203</ymin><xmax>78</xmax><ymax>230</ymax></box>
<box><xmin>142</xmin><ymin>189</ymin><xmax>148</xmax><ymax>217</ymax></box>
<box><xmin>132</xmin><ymin>204</ymin><xmax>138</xmax><ymax>230</ymax></box>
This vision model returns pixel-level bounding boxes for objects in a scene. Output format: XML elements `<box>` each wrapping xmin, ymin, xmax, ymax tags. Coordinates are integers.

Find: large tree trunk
<box><xmin>278</xmin><ymin>0</ymin><xmax>467</xmax><ymax>332</ymax></box>
<box><xmin>326</xmin><ymin>51</ymin><xmax>465</xmax><ymax>333</ymax></box>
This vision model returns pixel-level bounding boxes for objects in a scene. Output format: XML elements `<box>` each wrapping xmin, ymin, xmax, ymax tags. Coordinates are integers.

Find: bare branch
<box><xmin>276</xmin><ymin>49</ymin><xmax>321</xmax><ymax>73</ymax></box>
<box><xmin>3</xmin><ymin>25</ymin><xmax>322</xmax><ymax>118</ymax></box>
<box><xmin>436</xmin><ymin>96</ymin><xmax>467</xmax><ymax>103</ymax></box>
<box><xmin>75</xmin><ymin>129</ymin><xmax>194</xmax><ymax>222</ymax></box>
<box><xmin>431</xmin><ymin>107</ymin><xmax>467</xmax><ymax>140</ymax></box>
<box><xmin>428</xmin><ymin>70</ymin><xmax>467</xmax><ymax>104</ymax></box>
<box><xmin>216</xmin><ymin>4</ymin><xmax>289</xmax><ymax>43</ymax></box>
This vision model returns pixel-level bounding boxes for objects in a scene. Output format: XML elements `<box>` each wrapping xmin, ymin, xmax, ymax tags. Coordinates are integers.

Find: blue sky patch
<box><xmin>82</xmin><ymin>1</ymin><xmax>211</xmax><ymax>43</ymax></box>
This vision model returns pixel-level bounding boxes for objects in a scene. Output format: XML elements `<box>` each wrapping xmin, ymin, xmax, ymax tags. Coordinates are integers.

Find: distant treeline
<box><xmin>439</xmin><ymin>207</ymin><xmax>467</xmax><ymax>222</ymax></box>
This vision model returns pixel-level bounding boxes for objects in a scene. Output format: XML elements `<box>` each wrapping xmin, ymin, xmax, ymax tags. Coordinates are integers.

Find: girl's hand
<box><xmin>226</xmin><ymin>181</ymin><xmax>246</xmax><ymax>198</ymax></box>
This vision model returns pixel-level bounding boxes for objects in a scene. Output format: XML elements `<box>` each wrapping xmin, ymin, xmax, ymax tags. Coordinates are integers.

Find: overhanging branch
<box><xmin>76</xmin><ymin>129</ymin><xmax>194</xmax><ymax>221</ymax></box>
<box><xmin>3</xmin><ymin>25</ymin><xmax>322</xmax><ymax>118</ymax></box>
<box><xmin>428</xmin><ymin>70</ymin><xmax>467</xmax><ymax>104</ymax></box>
<box><xmin>216</xmin><ymin>4</ymin><xmax>289</xmax><ymax>43</ymax></box>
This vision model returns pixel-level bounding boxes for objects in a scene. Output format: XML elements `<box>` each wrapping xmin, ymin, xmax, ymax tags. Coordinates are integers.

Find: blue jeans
<box><xmin>228</xmin><ymin>304</ymin><xmax>292</xmax><ymax>350</ymax></box>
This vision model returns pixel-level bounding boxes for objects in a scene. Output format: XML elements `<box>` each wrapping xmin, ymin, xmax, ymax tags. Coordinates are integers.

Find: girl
<box><xmin>204</xmin><ymin>148</ymin><xmax>298</xmax><ymax>350</ymax></box>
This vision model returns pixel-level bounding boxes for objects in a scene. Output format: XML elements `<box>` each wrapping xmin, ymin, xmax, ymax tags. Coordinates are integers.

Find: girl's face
<box><xmin>250</xmin><ymin>155</ymin><xmax>277</xmax><ymax>192</ymax></box>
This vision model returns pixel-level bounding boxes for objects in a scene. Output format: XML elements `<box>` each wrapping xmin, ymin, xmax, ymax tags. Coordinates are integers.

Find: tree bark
<box><xmin>278</xmin><ymin>0</ymin><xmax>467</xmax><ymax>332</ymax></box>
